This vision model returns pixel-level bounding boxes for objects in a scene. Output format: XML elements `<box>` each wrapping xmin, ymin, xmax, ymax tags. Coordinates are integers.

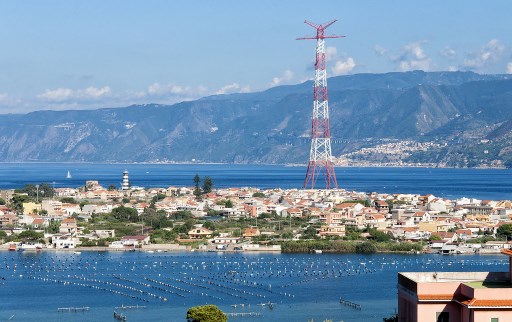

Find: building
<box><xmin>398</xmin><ymin>249</ymin><xmax>512</xmax><ymax>322</ymax></box>
<box><xmin>187</xmin><ymin>226</ymin><xmax>213</xmax><ymax>239</ymax></box>
<box><xmin>121</xmin><ymin>235</ymin><xmax>150</xmax><ymax>246</ymax></box>
<box><xmin>122</xmin><ymin>170</ymin><xmax>130</xmax><ymax>191</ymax></box>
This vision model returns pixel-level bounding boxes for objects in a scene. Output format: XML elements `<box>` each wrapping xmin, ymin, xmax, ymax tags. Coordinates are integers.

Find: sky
<box><xmin>0</xmin><ymin>0</ymin><xmax>511</xmax><ymax>114</ymax></box>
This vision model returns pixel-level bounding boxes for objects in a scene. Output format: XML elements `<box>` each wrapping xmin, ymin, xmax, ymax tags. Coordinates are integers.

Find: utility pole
<box><xmin>298</xmin><ymin>19</ymin><xmax>343</xmax><ymax>189</ymax></box>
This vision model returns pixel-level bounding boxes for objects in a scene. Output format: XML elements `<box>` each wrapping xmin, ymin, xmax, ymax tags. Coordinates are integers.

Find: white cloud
<box><xmin>331</xmin><ymin>57</ymin><xmax>356</xmax><ymax>76</ymax></box>
<box><xmin>462</xmin><ymin>39</ymin><xmax>504</xmax><ymax>70</ymax></box>
<box><xmin>147</xmin><ymin>82</ymin><xmax>192</xmax><ymax>96</ymax></box>
<box><xmin>440</xmin><ymin>47</ymin><xmax>457</xmax><ymax>60</ymax></box>
<box><xmin>448</xmin><ymin>66</ymin><xmax>458</xmax><ymax>72</ymax></box>
<box><xmin>507</xmin><ymin>62</ymin><xmax>512</xmax><ymax>74</ymax></box>
<box><xmin>84</xmin><ymin>86</ymin><xmax>111</xmax><ymax>98</ymax></box>
<box><xmin>37</xmin><ymin>86</ymin><xmax>111</xmax><ymax>102</ymax></box>
<box><xmin>0</xmin><ymin>93</ymin><xmax>9</xmax><ymax>102</ymax></box>
<box><xmin>374</xmin><ymin>45</ymin><xmax>387</xmax><ymax>56</ymax></box>
<box><xmin>215</xmin><ymin>83</ymin><xmax>250</xmax><ymax>95</ymax></box>
<box><xmin>271</xmin><ymin>70</ymin><xmax>294</xmax><ymax>86</ymax></box>
<box><xmin>325</xmin><ymin>46</ymin><xmax>338</xmax><ymax>61</ymax></box>
<box><xmin>392</xmin><ymin>41</ymin><xmax>432</xmax><ymax>72</ymax></box>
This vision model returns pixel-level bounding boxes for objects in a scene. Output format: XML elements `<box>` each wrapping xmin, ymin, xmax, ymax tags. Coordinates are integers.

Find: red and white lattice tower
<box><xmin>298</xmin><ymin>19</ymin><xmax>343</xmax><ymax>189</ymax></box>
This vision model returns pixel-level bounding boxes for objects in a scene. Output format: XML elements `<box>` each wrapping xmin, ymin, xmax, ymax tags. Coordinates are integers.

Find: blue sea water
<box><xmin>1</xmin><ymin>163</ymin><xmax>511</xmax><ymax>321</ymax></box>
<box><xmin>0</xmin><ymin>163</ymin><xmax>511</xmax><ymax>200</ymax></box>
<box><xmin>0</xmin><ymin>251</ymin><xmax>507</xmax><ymax>322</ymax></box>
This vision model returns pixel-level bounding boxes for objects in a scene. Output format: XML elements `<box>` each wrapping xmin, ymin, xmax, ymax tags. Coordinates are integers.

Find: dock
<box><xmin>226</xmin><ymin>312</ymin><xmax>263</xmax><ymax>318</ymax></box>
<box><xmin>115</xmin><ymin>305</ymin><xmax>146</xmax><ymax>310</ymax></box>
<box><xmin>57</xmin><ymin>307</ymin><xmax>90</xmax><ymax>312</ymax></box>
<box><xmin>339</xmin><ymin>297</ymin><xmax>361</xmax><ymax>310</ymax></box>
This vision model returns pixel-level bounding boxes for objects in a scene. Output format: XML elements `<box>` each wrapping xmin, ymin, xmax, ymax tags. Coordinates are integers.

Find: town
<box><xmin>1</xmin><ymin>171</ymin><xmax>511</xmax><ymax>255</ymax></box>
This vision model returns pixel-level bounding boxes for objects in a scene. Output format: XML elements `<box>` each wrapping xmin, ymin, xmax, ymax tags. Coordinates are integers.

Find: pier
<box><xmin>339</xmin><ymin>297</ymin><xmax>361</xmax><ymax>310</ymax></box>
<box><xmin>57</xmin><ymin>307</ymin><xmax>90</xmax><ymax>312</ymax></box>
<box><xmin>115</xmin><ymin>305</ymin><xmax>146</xmax><ymax>310</ymax></box>
<box><xmin>226</xmin><ymin>312</ymin><xmax>263</xmax><ymax>318</ymax></box>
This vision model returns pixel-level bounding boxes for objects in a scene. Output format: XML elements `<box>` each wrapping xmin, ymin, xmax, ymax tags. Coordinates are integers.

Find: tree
<box><xmin>355</xmin><ymin>241</ymin><xmax>377</xmax><ymax>254</ymax></box>
<box><xmin>252</xmin><ymin>192</ymin><xmax>265</xmax><ymax>198</ymax></box>
<box><xmin>0</xmin><ymin>198</ymin><xmax>5</xmax><ymax>205</ymax></box>
<box><xmin>18</xmin><ymin>230</ymin><xmax>44</xmax><ymax>242</ymax></box>
<box><xmin>47</xmin><ymin>220</ymin><xmax>61</xmax><ymax>234</ymax></box>
<box><xmin>301</xmin><ymin>226</ymin><xmax>318</xmax><ymax>239</ymax></box>
<box><xmin>497</xmin><ymin>224</ymin><xmax>512</xmax><ymax>241</ymax></box>
<box><xmin>225</xmin><ymin>199</ymin><xmax>233</xmax><ymax>208</ymax></box>
<box><xmin>108</xmin><ymin>184</ymin><xmax>117</xmax><ymax>191</ymax></box>
<box><xmin>11</xmin><ymin>194</ymin><xmax>29</xmax><ymax>214</ymax></box>
<box><xmin>186</xmin><ymin>305</ymin><xmax>227</xmax><ymax>322</ymax></box>
<box><xmin>202</xmin><ymin>176</ymin><xmax>213</xmax><ymax>194</ymax></box>
<box><xmin>193</xmin><ymin>174</ymin><xmax>202</xmax><ymax>200</ymax></box>
<box><xmin>369</xmin><ymin>229</ymin><xmax>391</xmax><ymax>242</ymax></box>
<box><xmin>111</xmin><ymin>206</ymin><xmax>139</xmax><ymax>222</ymax></box>
<box><xmin>60</xmin><ymin>197</ymin><xmax>77</xmax><ymax>204</ymax></box>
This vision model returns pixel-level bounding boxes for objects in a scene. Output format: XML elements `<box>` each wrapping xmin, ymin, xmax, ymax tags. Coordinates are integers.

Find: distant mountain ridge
<box><xmin>1</xmin><ymin>70</ymin><xmax>512</xmax><ymax>167</ymax></box>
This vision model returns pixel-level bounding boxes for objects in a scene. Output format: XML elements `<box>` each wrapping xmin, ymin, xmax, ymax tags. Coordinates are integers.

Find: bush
<box><xmin>355</xmin><ymin>241</ymin><xmax>377</xmax><ymax>254</ymax></box>
<box><xmin>186</xmin><ymin>305</ymin><xmax>227</xmax><ymax>322</ymax></box>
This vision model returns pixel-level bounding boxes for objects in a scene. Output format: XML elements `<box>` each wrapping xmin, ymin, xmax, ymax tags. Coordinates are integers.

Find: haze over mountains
<box><xmin>1</xmin><ymin>70</ymin><xmax>512</xmax><ymax>167</ymax></box>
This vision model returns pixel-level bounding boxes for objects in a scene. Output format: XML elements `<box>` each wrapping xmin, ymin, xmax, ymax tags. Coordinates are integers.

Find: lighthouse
<box><xmin>122</xmin><ymin>170</ymin><xmax>130</xmax><ymax>191</ymax></box>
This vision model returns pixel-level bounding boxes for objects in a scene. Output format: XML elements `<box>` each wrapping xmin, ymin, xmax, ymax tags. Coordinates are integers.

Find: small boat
<box><xmin>8</xmin><ymin>243</ymin><xmax>16</xmax><ymax>251</ymax></box>
<box><xmin>73</xmin><ymin>251</ymin><xmax>81</xmax><ymax>255</ymax></box>
<box><xmin>66</xmin><ymin>170</ymin><xmax>72</xmax><ymax>179</ymax></box>
<box><xmin>314</xmin><ymin>249</ymin><xmax>323</xmax><ymax>254</ymax></box>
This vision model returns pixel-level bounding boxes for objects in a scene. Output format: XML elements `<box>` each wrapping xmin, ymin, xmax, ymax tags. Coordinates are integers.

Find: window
<box><xmin>491</xmin><ymin>319</ymin><xmax>499</xmax><ymax>322</ymax></box>
<box><xmin>436</xmin><ymin>312</ymin><xmax>449</xmax><ymax>322</ymax></box>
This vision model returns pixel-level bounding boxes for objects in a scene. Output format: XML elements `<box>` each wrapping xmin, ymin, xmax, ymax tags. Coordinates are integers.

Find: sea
<box><xmin>1</xmin><ymin>163</ymin><xmax>511</xmax><ymax>321</ymax></box>
<box><xmin>1</xmin><ymin>162</ymin><xmax>512</xmax><ymax>200</ymax></box>
<box><xmin>1</xmin><ymin>251</ymin><xmax>507</xmax><ymax>322</ymax></box>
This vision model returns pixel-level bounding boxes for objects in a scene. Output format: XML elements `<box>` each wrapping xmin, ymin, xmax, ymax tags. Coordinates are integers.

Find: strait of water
<box><xmin>0</xmin><ymin>251</ymin><xmax>507</xmax><ymax>322</ymax></box>
<box><xmin>0</xmin><ymin>163</ymin><xmax>511</xmax><ymax>200</ymax></box>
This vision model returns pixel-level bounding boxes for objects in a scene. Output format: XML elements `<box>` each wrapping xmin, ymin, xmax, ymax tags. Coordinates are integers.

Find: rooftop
<box><xmin>400</xmin><ymin>271</ymin><xmax>509</xmax><ymax>284</ymax></box>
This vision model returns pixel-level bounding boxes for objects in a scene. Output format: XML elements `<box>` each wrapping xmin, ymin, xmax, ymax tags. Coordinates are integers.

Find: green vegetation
<box><xmin>356</xmin><ymin>241</ymin><xmax>377</xmax><ymax>254</ymax></box>
<box><xmin>18</xmin><ymin>230</ymin><xmax>44</xmax><ymax>242</ymax></box>
<box><xmin>281</xmin><ymin>240</ymin><xmax>423</xmax><ymax>254</ymax></box>
<box><xmin>16</xmin><ymin>183</ymin><xmax>55</xmax><ymax>199</ymax></box>
<box><xmin>193</xmin><ymin>174</ymin><xmax>202</xmax><ymax>200</ymax></box>
<box><xmin>497</xmin><ymin>224</ymin><xmax>512</xmax><ymax>241</ymax></box>
<box><xmin>60</xmin><ymin>197</ymin><xmax>77</xmax><ymax>204</ymax></box>
<box><xmin>111</xmin><ymin>206</ymin><xmax>139</xmax><ymax>222</ymax></box>
<box><xmin>186</xmin><ymin>305</ymin><xmax>227</xmax><ymax>322</ymax></box>
<box><xmin>202</xmin><ymin>176</ymin><xmax>213</xmax><ymax>194</ymax></box>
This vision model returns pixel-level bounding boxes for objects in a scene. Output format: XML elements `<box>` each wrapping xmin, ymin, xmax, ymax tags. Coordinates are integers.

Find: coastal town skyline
<box><xmin>0</xmin><ymin>1</ymin><xmax>511</xmax><ymax>113</ymax></box>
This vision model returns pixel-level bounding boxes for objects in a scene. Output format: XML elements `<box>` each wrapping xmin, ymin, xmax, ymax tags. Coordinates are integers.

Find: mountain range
<box><xmin>1</xmin><ymin>70</ymin><xmax>512</xmax><ymax>167</ymax></box>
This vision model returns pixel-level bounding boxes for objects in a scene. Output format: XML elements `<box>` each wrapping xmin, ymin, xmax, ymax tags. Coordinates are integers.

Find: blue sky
<box><xmin>0</xmin><ymin>0</ymin><xmax>511</xmax><ymax>113</ymax></box>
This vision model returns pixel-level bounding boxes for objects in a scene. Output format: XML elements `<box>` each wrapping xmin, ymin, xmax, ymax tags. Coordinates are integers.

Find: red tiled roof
<box><xmin>469</xmin><ymin>299</ymin><xmax>512</xmax><ymax>307</ymax></box>
<box><xmin>417</xmin><ymin>294</ymin><xmax>455</xmax><ymax>301</ymax></box>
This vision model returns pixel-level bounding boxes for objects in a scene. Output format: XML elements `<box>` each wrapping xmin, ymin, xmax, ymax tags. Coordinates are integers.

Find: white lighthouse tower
<box><xmin>122</xmin><ymin>170</ymin><xmax>130</xmax><ymax>191</ymax></box>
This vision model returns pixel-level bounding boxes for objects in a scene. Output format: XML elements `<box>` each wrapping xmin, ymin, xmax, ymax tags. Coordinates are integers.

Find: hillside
<box><xmin>1</xmin><ymin>70</ymin><xmax>512</xmax><ymax>167</ymax></box>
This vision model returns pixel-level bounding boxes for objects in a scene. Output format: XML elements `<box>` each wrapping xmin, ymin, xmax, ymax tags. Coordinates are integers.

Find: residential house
<box><xmin>319</xmin><ymin>225</ymin><xmax>346</xmax><ymax>237</ymax></box>
<box><xmin>121</xmin><ymin>235</ymin><xmax>150</xmax><ymax>246</ymax></box>
<box><xmin>59</xmin><ymin>218</ymin><xmax>78</xmax><ymax>236</ymax></box>
<box><xmin>243</xmin><ymin>227</ymin><xmax>260</xmax><ymax>238</ymax></box>
<box><xmin>187</xmin><ymin>226</ymin><xmax>213</xmax><ymax>239</ymax></box>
